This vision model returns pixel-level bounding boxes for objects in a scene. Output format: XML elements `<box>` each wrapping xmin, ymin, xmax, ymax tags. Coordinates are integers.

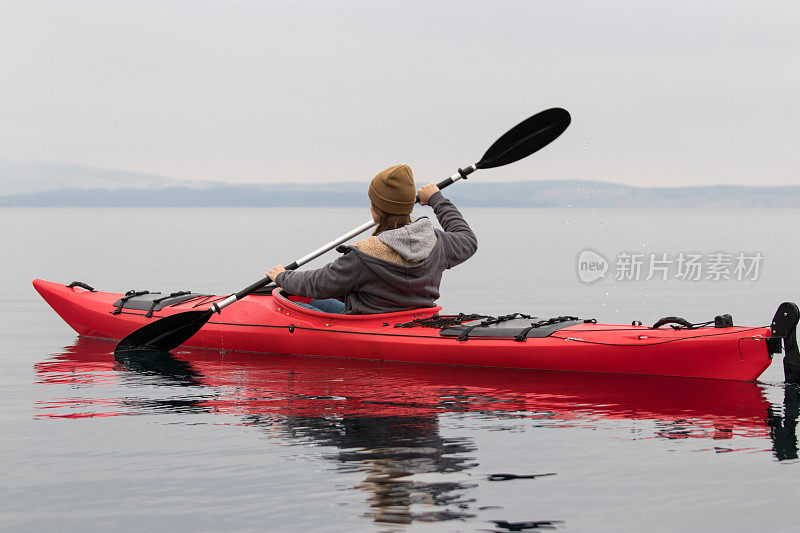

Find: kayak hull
<box><xmin>33</xmin><ymin>279</ymin><xmax>774</xmax><ymax>381</ymax></box>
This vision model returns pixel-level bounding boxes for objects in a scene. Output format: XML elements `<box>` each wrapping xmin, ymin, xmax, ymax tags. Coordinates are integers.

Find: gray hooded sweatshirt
<box><xmin>275</xmin><ymin>191</ymin><xmax>477</xmax><ymax>314</ymax></box>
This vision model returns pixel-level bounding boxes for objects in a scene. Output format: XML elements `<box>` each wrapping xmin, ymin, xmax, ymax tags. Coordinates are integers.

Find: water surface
<box><xmin>3</xmin><ymin>207</ymin><xmax>799</xmax><ymax>532</ymax></box>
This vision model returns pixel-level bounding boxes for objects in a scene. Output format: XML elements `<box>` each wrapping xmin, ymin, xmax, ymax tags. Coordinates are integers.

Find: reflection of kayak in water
<box><xmin>34</xmin><ymin>337</ymin><xmax>800</xmax><ymax>528</ymax></box>
<box><xmin>33</xmin><ymin>279</ymin><xmax>800</xmax><ymax>381</ymax></box>
<box><xmin>35</xmin><ymin>337</ymin><xmax>776</xmax><ymax>442</ymax></box>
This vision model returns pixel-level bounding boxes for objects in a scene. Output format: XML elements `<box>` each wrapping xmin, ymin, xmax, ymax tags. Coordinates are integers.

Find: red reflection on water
<box><xmin>34</xmin><ymin>337</ymin><xmax>773</xmax><ymax>440</ymax></box>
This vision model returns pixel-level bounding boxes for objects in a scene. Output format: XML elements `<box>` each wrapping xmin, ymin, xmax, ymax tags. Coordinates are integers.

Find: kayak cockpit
<box><xmin>270</xmin><ymin>287</ymin><xmax>442</xmax><ymax>322</ymax></box>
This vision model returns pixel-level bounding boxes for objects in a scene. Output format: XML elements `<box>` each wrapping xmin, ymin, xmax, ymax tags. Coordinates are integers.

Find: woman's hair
<box><xmin>372</xmin><ymin>204</ymin><xmax>412</xmax><ymax>235</ymax></box>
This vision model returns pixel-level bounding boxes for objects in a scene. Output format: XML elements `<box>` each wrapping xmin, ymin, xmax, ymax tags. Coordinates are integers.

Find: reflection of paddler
<box><xmin>277</xmin><ymin>415</ymin><xmax>475</xmax><ymax>524</ymax></box>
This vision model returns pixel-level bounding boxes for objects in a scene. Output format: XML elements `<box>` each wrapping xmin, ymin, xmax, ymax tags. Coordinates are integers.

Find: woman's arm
<box><xmin>270</xmin><ymin>252</ymin><xmax>361</xmax><ymax>299</ymax></box>
<box><xmin>423</xmin><ymin>189</ymin><xmax>478</xmax><ymax>269</ymax></box>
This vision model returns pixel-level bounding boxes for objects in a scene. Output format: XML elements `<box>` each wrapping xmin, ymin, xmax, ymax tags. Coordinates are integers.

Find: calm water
<box><xmin>3</xmin><ymin>207</ymin><xmax>800</xmax><ymax>532</ymax></box>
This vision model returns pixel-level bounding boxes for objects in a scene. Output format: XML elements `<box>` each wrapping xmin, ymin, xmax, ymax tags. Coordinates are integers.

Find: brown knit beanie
<box><xmin>368</xmin><ymin>164</ymin><xmax>416</xmax><ymax>215</ymax></box>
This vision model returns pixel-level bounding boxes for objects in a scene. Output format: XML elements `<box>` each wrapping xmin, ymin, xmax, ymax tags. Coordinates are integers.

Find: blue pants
<box><xmin>294</xmin><ymin>298</ymin><xmax>345</xmax><ymax>314</ymax></box>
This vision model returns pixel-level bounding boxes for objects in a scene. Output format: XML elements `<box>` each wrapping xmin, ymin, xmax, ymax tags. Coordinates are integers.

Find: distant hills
<box><xmin>0</xmin><ymin>159</ymin><xmax>206</xmax><ymax>195</ymax></box>
<box><xmin>1</xmin><ymin>159</ymin><xmax>798</xmax><ymax>207</ymax></box>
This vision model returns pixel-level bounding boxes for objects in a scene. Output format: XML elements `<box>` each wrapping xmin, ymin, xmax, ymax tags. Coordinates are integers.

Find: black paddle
<box><xmin>115</xmin><ymin>107</ymin><xmax>571</xmax><ymax>354</ymax></box>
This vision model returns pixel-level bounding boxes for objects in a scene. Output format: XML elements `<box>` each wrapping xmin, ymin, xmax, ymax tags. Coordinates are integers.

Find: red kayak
<box><xmin>33</xmin><ymin>279</ymin><xmax>798</xmax><ymax>382</ymax></box>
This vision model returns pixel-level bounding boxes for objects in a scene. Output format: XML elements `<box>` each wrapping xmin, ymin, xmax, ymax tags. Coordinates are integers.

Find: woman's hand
<box><xmin>267</xmin><ymin>264</ymin><xmax>286</xmax><ymax>282</ymax></box>
<box><xmin>417</xmin><ymin>183</ymin><xmax>440</xmax><ymax>206</ymax></box>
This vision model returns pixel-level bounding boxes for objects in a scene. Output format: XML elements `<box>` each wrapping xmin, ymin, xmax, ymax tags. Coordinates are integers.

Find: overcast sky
<box><xmin>1</xmin><ymin>0</ymin><xmax>799</xmax><ymax>187</ymax></box>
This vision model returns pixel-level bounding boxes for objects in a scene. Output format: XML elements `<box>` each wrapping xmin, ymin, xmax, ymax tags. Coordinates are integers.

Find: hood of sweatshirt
<box><xmin>377</xmin><ymin>218</ymin><xmax>436</xmax><ymax>262</ymax></box>
<box><xmin>338</xmin><ymin>217</ymin><xmax>441</xmax><ymax>293</ymax></box>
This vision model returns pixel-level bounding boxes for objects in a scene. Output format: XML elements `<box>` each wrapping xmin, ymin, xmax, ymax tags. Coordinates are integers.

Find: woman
<box><xmin>267</xmin><ymin>164</ymin><xmax>477</xmax><ymax>314</ymax></box>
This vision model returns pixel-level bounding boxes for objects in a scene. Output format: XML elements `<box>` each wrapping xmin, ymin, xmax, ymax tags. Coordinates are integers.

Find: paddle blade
<box><xmin>114</xmin><ymin>309</ymin><xmax>214</xmax><ymax>354</ymax></box>
<box><xmin>478</xmin><ymin>108</ymin><xmax>571</xmax><ymax>169</ymax></box>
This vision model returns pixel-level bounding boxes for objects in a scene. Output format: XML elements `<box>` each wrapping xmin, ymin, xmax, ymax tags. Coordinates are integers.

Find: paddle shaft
<box><xmin>208</xmin><ymin>164</ymin><xmax>478</xmax><ymax>314</ymax></box>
